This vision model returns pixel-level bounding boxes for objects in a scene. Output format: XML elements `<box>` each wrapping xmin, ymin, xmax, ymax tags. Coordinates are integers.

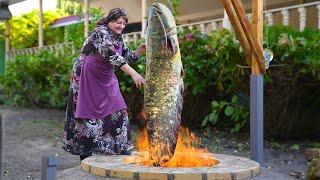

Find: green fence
<box><xmin>0</xmin><ymin>39</ymin><xmax>4</xmax><ymax>76</ymax></box>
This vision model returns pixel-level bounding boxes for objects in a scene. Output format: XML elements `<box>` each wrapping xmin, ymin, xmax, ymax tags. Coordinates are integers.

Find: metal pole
<box><xmin>250</xmin><ymin>0</ymin><xmax>264</xmax><ymax>165</ymax></box>
<box><xmin>0</xmin><ymin>113</ymin><xmax>5</xmax><ymax>179</ymax></box>
<box><xmin>250</xmin><ymin>75</ymin><xmax>264</xmax><ymax>164</ymax></box>
<box><xmin>41</xmin><ymin>155</ymin><xmax>59</xmax><ymax>180</ymax></box>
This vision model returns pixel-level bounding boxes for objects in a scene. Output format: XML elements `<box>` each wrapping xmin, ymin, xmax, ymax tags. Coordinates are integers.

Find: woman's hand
<box><xmin>134</xmin><ymin>43</ymin><xmax>146</xmax><ymax>57</ymax></box>
<box><xmin>131</xmin><ymin>72</ymin><xmax>146</xmax><ymax>88</ymax></box>
<box><xmin>120</xmin><ymin>64</ymin><xmax>146</xmax><ymax>88</ymax></box>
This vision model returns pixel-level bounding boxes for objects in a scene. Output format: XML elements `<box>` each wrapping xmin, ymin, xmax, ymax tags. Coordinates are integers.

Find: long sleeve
<box><xmin>81</xmin><ymin>26</ymin><xmax>127</xmax><ymax>67</ymax></box>
<box><xmin>122</xmin><ymin>42</ymin><xmax>139</xmax><ymax>65</ymax></box>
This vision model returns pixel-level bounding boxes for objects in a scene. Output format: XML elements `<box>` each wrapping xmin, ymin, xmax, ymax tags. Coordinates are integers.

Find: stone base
<box><xmin>81</xmin><ymin>152</ymin><xmax>260</xmax><ymax>180</ymax></box>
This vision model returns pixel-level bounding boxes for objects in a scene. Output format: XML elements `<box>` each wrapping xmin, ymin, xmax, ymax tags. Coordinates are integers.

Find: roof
<box><xmin>51</xmin><ymin>15</ymin><xmax>81</xmax><ymax>28</ymax></box>
<box><xmin>0</xmin><ymin>0</ymin><xmax>26</xmax><ymax>20</ymax></box>
<box><xmin>0</xmin><ymin>0</ymin><xmax>26</xmax><ymax>5</ymax></box>
<box><xmin>51</xmin><ymin>15</ymin><xmax>94</xmax><ymax>28</ymax></box>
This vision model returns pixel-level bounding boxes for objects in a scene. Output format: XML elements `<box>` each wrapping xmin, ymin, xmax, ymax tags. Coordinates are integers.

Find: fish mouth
<box><xmin>151</xmin><ymin>3</ymin><xmax>163</xmax><ymax>14</ymax></box>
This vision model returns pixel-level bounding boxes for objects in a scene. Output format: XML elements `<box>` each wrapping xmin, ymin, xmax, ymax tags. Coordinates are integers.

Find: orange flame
<box><xmin>124</xmin><ymin>128</ymin><xmax>219</xmax><ymax>167</ymax></box>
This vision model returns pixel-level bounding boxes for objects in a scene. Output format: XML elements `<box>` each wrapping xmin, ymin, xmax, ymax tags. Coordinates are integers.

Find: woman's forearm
<box><xmin>120</xmin><ymin>63</ymin><xmax>137</xmax><ymax>77</ymax></box>
<box><xmin>120</xmin><ymin>63</ymin><xmax>146</xmax><ymax>88</ymax></box>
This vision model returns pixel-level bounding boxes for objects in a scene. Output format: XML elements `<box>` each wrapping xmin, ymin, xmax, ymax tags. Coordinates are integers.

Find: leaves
<box><xmin>8</xmin><ymin>10</ymin><xmax>62</xmax><ymax>49</ymax></box>
<box><xmin>211</xmin><ymin>101</ymin><xmax>219</xmax><ymax>108</ymax></box>
<box><xmin>180</xmin><ymin>29</ymin><xmax>246</xmax><ymax>96</ymax></box>
<box><xmin>202</xmin><ymin>95</ymin><xmax>249</xmax><ymax>134</ymax></box>
<box><xmin>271</xmin><ymin>142</ymin><xmax>281</xmax><ymax>149</ymax></box>
<box><xmin>224</xmin><ymin>106</ymin><xmax>234</xmax><ymax>116</ymax></box>
<box><xmin>231</xmin><ymin>95</ymin><xmax>238</xmax><ymax>104</ymax></box>
<box><xmin>0</xmin><ymin>49</ymin><xmax>75</xmax><ymax>108</ymax></box>
<box><xmin>290</xmin><ymin>144</ymin><xmax>300</xmax><ymax>151</ymax></box>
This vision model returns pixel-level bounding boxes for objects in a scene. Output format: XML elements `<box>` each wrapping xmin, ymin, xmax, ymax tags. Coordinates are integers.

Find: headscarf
<box><xmin>97</xmin><ymin>8</ymin><xmax>128</xmax><ymax>26</ymax></box>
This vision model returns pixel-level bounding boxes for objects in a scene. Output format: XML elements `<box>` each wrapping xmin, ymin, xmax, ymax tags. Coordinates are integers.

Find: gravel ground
<box><xmin>0</xmin><ymin>105</ymin><xmax>308</xmax><ymax>180</ymax></box>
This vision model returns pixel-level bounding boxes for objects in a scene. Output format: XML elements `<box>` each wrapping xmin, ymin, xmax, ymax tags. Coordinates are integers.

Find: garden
<box><xmin>1</xmin><ymin>6</ymin><xmax>320</xmax><ymax>179</ymax></box>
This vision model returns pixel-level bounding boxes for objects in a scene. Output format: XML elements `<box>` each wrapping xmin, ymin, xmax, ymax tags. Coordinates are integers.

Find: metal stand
<box><xmin>41</xmin><ymin>155</ymin><xmax>59</xmax><ymax>180</ymax></box>
<box><xmin>250</xmin><ymin>75</ymin><xmax>264</xmax><ymax>164</ymax></box>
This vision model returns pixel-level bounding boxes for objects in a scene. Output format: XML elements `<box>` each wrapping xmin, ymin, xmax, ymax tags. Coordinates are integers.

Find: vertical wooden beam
<box><xmin>38</xmin><ymin>0</ymin><xmax>44</xmax><ymax>48</ymax></box>
<box><xmin>230</xmin><ymin>0</ymin><xmax>265</xmax><ymax>73</ymax></box>
<box><xmin>220</xmin><ymin>0</ymin><xmax>252</xmax><ymax>64</ymax></box>
<box><xmin>317</xmin><ymin>5</ymin><xmax>320</xmax><ymax>30</ymax></box>
<box><xmin>250</xmin><ymin>0</ymin><xmax>264</xmax><ymax>165</ymax></box>
<box><xmin>141</xmin><ymin>0</ymin><xmax>147</xmax><ymax>38</ymax></box>
<box><xmin>251</xmin><ymin>0</ymin><xmax>264</xmax><ymax>75</ymax></box>
<box><xmin>84</xmin><ymin>0</ymin><xmax>89</xmax><ymax>38</ymax></box>
<box><xmin>4</xmin><ymin>21</ymin><xmax>10</xmax><ymax>57</ymax></box>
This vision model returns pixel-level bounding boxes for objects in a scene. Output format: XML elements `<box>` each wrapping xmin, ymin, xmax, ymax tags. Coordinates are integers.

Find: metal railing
<box><xmin>123</xmin><ymin>1</ymin><xmax>320</xmax><ymax>43</ymax></box>
<box><xmin>6</xmin><ymin>1</ymin><xmax>320</xmax><ymax>59</ymax></box>
<box><xmin>6</xmin><ymin>42</ymin><xmax>75</xmax><ymax>61</ymax></box>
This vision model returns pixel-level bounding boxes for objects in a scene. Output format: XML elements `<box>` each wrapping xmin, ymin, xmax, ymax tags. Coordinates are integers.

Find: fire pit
<box><xmin>81</xmin><ymin>129</ymin><xmax>260</xmax><ymax>179</ymax></box>
<box><xmin>81</xmin><ymin>153</ymin><xmax>260</xmax><ymax>179</ymax></box>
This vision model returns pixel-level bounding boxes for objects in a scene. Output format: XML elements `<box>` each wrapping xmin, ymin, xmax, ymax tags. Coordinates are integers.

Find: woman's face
<box><xmin>107</xmin><ymin>17</ymin><xmax>127</xmax><ymax>35</ymax></box>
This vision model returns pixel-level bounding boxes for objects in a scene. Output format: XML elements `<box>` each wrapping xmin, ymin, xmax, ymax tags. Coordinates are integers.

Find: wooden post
<box><xmin>251</xmin><ymin>0</ymin><xmax>264</xmax><ymax>74</ymax></box>
<box><xmin>84</xmin><ymin>0</ymin><xmax>89</xmax><ymax>38</ymax></box>
<box><xmin>4</xmin><ymin>21</ymin><xmax>10</xmax><ymax>60</ymax></box>
<box><xmin>230</xmin><ymin>0</ymin><xmax>265</xmax><ymax>73</ymax></box>
<box><xmin>220</xmin><ymin>0</ymin><xmax>252</xmax><ymax>64</ymax></box>
<box><xmin>141</xmin><ymin>0</ymin><xmax>147</xmax><ymax>38</ymax></box>
<box><xmin>250</xmin><ymin>0</ymin><xmax>264</xmax><ymax>165</ymax></box>
<box><xmin>38</xmin><ymin>0</ymin><xmax>44</xmax><ymax>48</ymax></box>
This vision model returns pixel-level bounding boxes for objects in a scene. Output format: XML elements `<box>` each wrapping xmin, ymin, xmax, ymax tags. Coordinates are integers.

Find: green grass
<box><xmin>12</xmin><ymin>119</ymin><xmax>64</xmax><ymax>140</ymax></box>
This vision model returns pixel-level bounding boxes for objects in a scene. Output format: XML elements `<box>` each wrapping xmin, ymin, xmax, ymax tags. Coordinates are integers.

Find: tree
<box><xmin>7</xmin><ymin>10</ymin><xmax>62</xmax><ymax>49</ymax></box>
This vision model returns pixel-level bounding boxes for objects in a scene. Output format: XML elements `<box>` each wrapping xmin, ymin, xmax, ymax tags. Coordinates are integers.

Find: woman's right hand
<box><xmin>131</xmin><ymin>72</ymin><xmax>146</xmax><ymax>88</ymax></box>
<box><xmin>120</xmin><ymin>63</ymin><xmax>146</xmax><ymax>88</ymax></box>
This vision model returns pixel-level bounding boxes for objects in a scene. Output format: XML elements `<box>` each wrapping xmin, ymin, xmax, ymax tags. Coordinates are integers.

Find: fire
<box><xmin>124</xmin><ymin>128</ymin><xmax>219</xmax><ymax>167</ymax></box>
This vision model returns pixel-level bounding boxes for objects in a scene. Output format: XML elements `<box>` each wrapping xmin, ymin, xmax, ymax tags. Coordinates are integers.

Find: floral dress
<box><xmin>62</xmin><ymin>25</ymin><xmax>138</xmax><ymax>156</ymax></box>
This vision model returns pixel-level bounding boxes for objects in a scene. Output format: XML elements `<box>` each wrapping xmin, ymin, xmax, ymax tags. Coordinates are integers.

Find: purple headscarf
<box><xmin>97</xmin><ymin>8</ymin><xmax>128</xmax><ymax>26</ymax></box>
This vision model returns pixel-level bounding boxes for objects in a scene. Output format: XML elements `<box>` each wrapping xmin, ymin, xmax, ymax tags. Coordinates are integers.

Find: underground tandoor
<box><xmin>144</xmin><ymin>3</ymin><xmax>184</xmax><ymax>166</ymax></box>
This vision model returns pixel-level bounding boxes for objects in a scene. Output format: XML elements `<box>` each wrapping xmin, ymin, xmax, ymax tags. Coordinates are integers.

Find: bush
<box><xmin>263</xmin><ymin>26</ymin><xmax>320</xmax><ymax>139</ymax></box>
<box><xmin>0</xmin><ymin>48</ymin><xmax>75</xmax><ymax>108</ymax></box>
<box><xmin>1</xmin><ymin>25</ymin><xmax>320</xmax><ymax>139</ymax></box>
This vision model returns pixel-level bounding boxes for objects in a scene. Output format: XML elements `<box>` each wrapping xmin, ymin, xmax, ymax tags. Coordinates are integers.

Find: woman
<box><xmin>62</xmin><ymin>8</ymin><xmax>146</xmax><ymax>161</ymax></box>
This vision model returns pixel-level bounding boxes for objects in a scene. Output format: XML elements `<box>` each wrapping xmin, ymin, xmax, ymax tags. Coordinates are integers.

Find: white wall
<box><xmin>86</xmin><ymin>0</ymin><xmax>308</xmax><ymax>23</ymax></box>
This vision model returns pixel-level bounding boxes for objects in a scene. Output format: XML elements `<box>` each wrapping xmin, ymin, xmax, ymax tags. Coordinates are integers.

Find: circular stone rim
<box><xmin>81</xmin><ymin>153</ymin><xmax>260</xmax><ymax>180</ymax></box>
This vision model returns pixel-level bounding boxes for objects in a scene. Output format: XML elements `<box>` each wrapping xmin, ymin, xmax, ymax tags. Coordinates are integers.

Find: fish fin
<box><xmin>180</xmin><ymin>66</ymin><xmax>185</xmax><ymax>78</ymax></box>
<box><xmin>169</xmin><ymin>36</ymin><xmax>178</xmax><ymax>54</ymax></box>
<box><xmin>161</xmin><ymin>36</ymin><xmax>178</xmax><ymax>55</ymax></box>
<box><xmin>176</xmin><ymin>79</ymin><xmax>184</xmax><ymax>126</ymax></box>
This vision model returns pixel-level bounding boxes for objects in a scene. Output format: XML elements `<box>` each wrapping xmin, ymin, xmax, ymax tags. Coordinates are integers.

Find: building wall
<box><xmin>89</xmin><ymin>0</ymin><xmax>142</xmax><ymax>23</ymax></box>
<box><xmin>87</xmin><ymin>0</ymin><xmax>319</xmax><ymax>28</ymax></box>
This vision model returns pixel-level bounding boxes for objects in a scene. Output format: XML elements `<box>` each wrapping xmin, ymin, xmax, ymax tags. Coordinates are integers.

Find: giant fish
<box><xmin>144</xmin><ymin>3</ymin><xmax>184</xmax><ymax>166</ymax></box>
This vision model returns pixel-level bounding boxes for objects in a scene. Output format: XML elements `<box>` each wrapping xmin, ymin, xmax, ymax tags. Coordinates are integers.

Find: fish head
<box><xmin>147</xmin><ymin>3</ymin><xmax>178</xmax><ymax>54</ymax></box>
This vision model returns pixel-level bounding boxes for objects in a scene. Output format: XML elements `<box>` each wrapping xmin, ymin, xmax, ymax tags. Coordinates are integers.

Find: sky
<box><xmin>9</xmin><ymin>0</ymin><xmax>57</xmax><ymax>16</ymax></box>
